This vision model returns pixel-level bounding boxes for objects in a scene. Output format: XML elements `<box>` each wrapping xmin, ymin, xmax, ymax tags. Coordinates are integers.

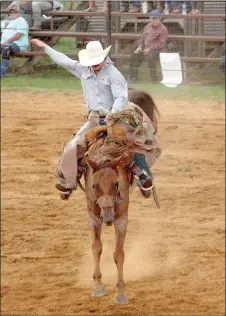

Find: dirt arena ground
<box><xmin>1</xmin><ymin>89</ymin><xmax>225</xmax><ymax>316</ymax></box>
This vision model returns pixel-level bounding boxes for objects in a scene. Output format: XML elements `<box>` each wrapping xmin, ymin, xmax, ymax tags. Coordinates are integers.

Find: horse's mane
<box><xmin>87</xmin><ymin>136</ymin><xmax>131</xmax><ymax>169</ymax></box>
<box><xmin>86</xmin><ymin>89</ymin><xmax>160</xmax><ymax>169</ymax></box>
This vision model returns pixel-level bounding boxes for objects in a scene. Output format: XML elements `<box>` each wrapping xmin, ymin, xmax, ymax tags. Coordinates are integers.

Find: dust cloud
<box><xmin>76</xmin><ymin>217</ymin><xmax>185</xmax><ymax>286</ymax></box>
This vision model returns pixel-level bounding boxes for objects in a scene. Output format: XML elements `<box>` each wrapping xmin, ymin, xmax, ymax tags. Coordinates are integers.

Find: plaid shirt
<box><xmin>140</xmin><ymin>22</ymin><xmax>168</xmax><ymax>53</ymax></box>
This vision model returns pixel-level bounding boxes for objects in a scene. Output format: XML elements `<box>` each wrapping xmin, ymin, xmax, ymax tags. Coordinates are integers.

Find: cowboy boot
<box><xmin>55</xmin><ymin>158</ymin><xmax>86</xmax><ymax>200</ymax></box>
<box><xmin>55</xmin><ymin>183</ymin><xmax>73</xmax><ymax>200</ymax></box>
<box><xmin>138</xmin><ymin>173</ymin><xmax>153</xmax><ymax>198</ymax></box>
<box><xmin>132</xmin><ymin>153</ymin><xmax>153</xmax><ymax>198</ymax></box>
<box><xmin>55</xmin><ymin>170</ymin><xmax>75</xmax><ymax>200</ymax></box>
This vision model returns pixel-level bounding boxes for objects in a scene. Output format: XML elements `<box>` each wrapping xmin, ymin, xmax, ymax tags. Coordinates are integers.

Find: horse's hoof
<box><xmin>114</xmin><ymin>294</ymin><xmax>129</xmax><ymax>304</ymax></box>
<box><xmin>92</xmin><ymin>285</ymin><xmax>106</xmax><ymax>297</ymax></box>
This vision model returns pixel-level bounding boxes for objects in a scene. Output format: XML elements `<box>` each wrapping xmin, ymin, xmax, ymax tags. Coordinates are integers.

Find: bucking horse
<box><xmin>76</xmin><ymin>90</ymin><xmax>161</xmax><ymax>304</ymax></box>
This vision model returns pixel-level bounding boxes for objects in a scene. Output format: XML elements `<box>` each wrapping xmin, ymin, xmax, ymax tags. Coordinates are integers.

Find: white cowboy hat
<box><xmin>78</xmin><ymin>41</ymin><xmax>111</xmax><ymax>67</ymax></box>
<box><xmin>6</xmin><ymin>1</ymin><xmax>20</xmax><ymax>12</ymax></box>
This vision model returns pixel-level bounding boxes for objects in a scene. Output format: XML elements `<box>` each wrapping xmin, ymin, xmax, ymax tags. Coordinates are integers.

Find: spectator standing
<box><xmin>128</xmin><ymin>9</ymin><xmax>168</xmax><ymax>82</ymax></box>
<box><xmin>120</xmin><ymin>1</ymin><xmax>141</xmax><ymax>13</ymax></box>
<box><xmin>1</xmin><ymin>3</ymin><xmax>29</xmax><ymax>77</ymax></box>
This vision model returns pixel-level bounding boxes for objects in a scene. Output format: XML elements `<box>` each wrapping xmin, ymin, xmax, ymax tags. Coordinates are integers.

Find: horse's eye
<box><xmin>92</xmin><ymin>184</ymin><xmax>96</xmax><ymax>190</ymax></box>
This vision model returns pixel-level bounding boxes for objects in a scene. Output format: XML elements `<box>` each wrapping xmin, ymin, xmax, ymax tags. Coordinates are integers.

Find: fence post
<box><xmin>115</xmin><ymin>1</ymin><xmax>121</xmax><ymax>54</ymax></box>
<box><xmin>198</xmin><ymin>1</ymin><xmax>205</xmax><ymax>58</ymax></box>
<box><xmin>107</xmin><ymin>0</ymin><xmax>112</xmax><ymax>49</ymax></box>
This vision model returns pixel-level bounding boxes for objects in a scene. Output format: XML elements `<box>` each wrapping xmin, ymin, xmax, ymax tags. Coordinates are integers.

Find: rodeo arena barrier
<box><xmin>1</xmin><ymin>0</ymin><xmax>225</xmax><ymax>85</ymax></box>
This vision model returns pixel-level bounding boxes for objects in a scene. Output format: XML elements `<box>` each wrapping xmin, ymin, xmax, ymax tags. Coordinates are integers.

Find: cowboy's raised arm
<box><xmin>31</xmin><ymin>39</ymin><xmax>83</xmax><ymax>78</ymax></box>
<box><xmin>110</xmin><ymin>69</ymin><xmax>128</xmax><ymax>113</ymax></box>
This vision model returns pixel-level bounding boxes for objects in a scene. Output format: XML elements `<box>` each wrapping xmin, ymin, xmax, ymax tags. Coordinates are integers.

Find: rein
<box><xmin>77</xmin><ymin>178</ymin><xmax>86</xmax><ymax>193</ymax></box>
<box><xmin>79</xmin><ymin>166</ymin><xmax>160</xmax><ymax>208</ymax></box>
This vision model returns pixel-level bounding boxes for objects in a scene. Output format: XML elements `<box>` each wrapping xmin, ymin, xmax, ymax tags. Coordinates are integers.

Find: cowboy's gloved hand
<box><xmin>134</xmin><ymin>46</ymin><xmax>142</xmax><ymax>54</ymax></box>
<box><xmin>105</xmin><ymin>109</ymin><xmax>122</xmax><ymax>125</ymax></box>
<box><xmin>104</xmin><ymin>113</ymin><xmax>114</xmax><ymax>125</ymax></box>
<box><xmin>104</xmin><ymin>110</ymin><xmax>119</xmax><ymax>125</ymax></box>
<box><xmin>31</xmin><ymin>39</ymin><xmax>46</xmax><ymax>49</ymax></box>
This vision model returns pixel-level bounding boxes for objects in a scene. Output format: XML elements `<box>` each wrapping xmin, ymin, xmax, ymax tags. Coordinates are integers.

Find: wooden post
<box><xmin>115</xmin><ymin>1</ymin><xmax>121</xmax><ymax>54</ymax></box>
<box><xmin>106</xmin><ymin>0</ymin><xmax>112</xmax><ymax>48</ymax></box>
<box><xmin>50</xmin><ymin>14</ymin><xmax>53</xmax><ymax>30</ymax></box>
<box><xmin>183</xmin><ymin>12</ymin><xmax>193</xmax><ymax>83</ymax></box>
<box><xmin>184</xmin><ymin>19</ymin><xmax>193</xmax><ymax>58</ymax></box>
<box><xmin>198</xmin><ymin>2</ymin><xmax>205</xmax><ymax>57</ymax></box>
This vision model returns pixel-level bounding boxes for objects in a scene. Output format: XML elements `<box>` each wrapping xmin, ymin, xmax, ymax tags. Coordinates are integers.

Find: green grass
<box><xmin>1</xmin><ymin>76</ymin><xmax>82</xmax><ymax>91</ymax></box>
<box><xmin>2</xmin><ymin>76</ymin><xmax>225</xmax><ymax>101</ymax></box>
<box><xmin>53</xmin><ymin>38</ymin><xmax>79</xmax><ymax>54</ymax></box>
<box><xmin>130</xmin><ymin>82</ymin><xmax>225</xmax><ymax>100</ymax></box>
<box><xmin>177</xmin><ymin>166</ymin><xmax>192</xmax><ymax>172</ymax></box>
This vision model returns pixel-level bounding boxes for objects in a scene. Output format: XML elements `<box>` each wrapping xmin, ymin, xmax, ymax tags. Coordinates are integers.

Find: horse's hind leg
<box><xmin>90</xmin><ymin>221</ymin><xmax>106</xmax><ymax>297</ymax></box>
<box><xmin>113</xmin><ymin>217</ymin><xmax>128</xmax><ymax>304</ymax></box>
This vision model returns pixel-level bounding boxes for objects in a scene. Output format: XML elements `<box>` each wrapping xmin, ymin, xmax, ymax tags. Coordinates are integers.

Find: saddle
<box><xmin>83</xmin><ymin>126</ymin><xmax>160</xmax><ymax>208</ymax></box>
<box><xmin>85</xmin><ymin>125</ymin><xmax>125</xmax><ymax>141</ymax></box>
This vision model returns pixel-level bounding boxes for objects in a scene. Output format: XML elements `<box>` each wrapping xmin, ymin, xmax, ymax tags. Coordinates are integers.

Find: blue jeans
<box><xmin>0</xmin><ymin>43</ymin><xmax>20</xmax><ymax>76</ymax></box>
<box><xmin>134</xmin><ymin>153</ymin><xmax>152</xmax><ymax>177</ymax></box>
<box><xmin>99</xmin><ymin>118</ymin><xmax>106</xmax><ymax>125</ymax></box>
<box><xmin>121</xmin><ymin>1</ymin><xmax>140</xmax><ymax>9</ymax></box>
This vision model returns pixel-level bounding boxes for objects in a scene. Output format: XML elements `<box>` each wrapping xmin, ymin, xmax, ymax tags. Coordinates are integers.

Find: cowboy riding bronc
<box><xmin>31</xmin><ymin>39</ymin><xmax>156</xmax><ymax>200</ymax></box>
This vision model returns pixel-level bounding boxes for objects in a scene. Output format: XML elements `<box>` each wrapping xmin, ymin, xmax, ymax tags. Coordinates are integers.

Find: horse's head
<box><xmin>86</xmin><ymin>156</ymin><xmax>123</xmax><ymax>224</ymax></box>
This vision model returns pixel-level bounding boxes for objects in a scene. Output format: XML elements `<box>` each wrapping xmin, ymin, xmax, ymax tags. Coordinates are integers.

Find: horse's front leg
<box><xmin>113</xmin><ymin>215</ymin><xmax>128</xmax><ymax>304</ymax></box>
<box><xmin>89</xmin><ymin>215</ymin><xmax>106</xmax><ymax>297</ymax></box>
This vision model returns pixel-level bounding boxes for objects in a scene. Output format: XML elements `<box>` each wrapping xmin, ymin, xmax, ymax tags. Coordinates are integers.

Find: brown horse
<box><xmin>83</xmin><ymin>127</ymin><xmax>132</xmax><ymax>304</ymax></box>
<box><xmin>81</xmin><ymin>90</ymin><xmax>160</xmax><ymax>304</ymax></box>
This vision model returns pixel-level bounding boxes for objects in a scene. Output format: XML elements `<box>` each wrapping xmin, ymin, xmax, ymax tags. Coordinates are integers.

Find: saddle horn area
<box><xmin>85</xmin><ymin>125</ymin><xmax>125</xmax><ymax>141</ymax></box>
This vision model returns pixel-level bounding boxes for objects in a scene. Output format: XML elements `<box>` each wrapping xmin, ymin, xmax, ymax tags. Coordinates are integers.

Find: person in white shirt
<box><xmin>31</xmin><ymin>39</ymin><xmax>154</xmax><ymax>201</ymax></box>
<box><xmin>1</xmin><ymin>4</ymin><xmax>29</xmax><ymax>77</ymax></box>
<box><xmin>31</xmin><ymin>39</ymin><xmax>128</xmax><ymax>199</ymax></box>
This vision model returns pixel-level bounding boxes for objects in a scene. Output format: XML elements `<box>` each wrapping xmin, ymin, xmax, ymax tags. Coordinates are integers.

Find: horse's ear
<box><xmin>107</xmin><ymin>155</ymin><xmax>123</xmax><ymax>169</ymax></box>
<box><xmin>85</xmin><ymin>157</ymin><xmax>98</xmax><ymax>171</ymax></box>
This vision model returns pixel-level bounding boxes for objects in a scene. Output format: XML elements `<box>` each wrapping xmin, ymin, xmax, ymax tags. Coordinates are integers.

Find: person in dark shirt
<box><xmin>129</xmin><ymin>9</ymin><xmax>168</xmax><ymax>82</ymax></box>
